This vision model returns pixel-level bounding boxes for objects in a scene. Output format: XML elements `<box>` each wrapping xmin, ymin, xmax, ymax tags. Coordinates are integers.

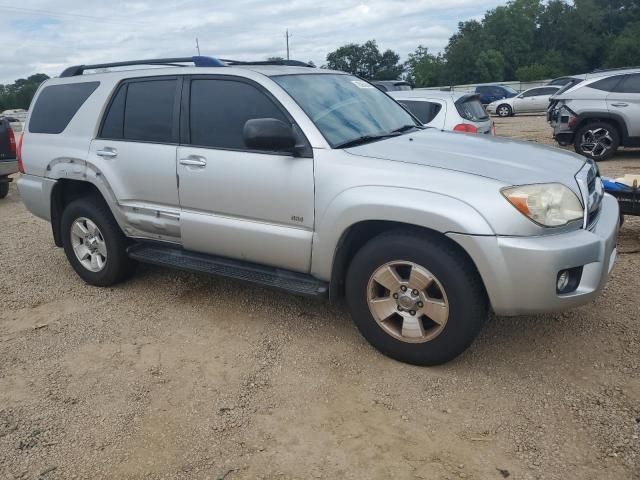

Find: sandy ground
<box><xmin>1</xmin><ymin>115</ymin><xmax>639</xmax><ymax>480</ymax></box>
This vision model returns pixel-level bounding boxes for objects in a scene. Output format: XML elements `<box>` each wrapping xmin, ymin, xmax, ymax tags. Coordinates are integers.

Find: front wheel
<box><xmin>61</xmin><ymin>195</ymin><xmax>136</xmax><ymax>286</ymax></box>
<box><xmin>345</xmin><ymin>231</ymin><xmax>488</xmax><ymax>366</ymax></box>
<box><xmin>497</xmin><ymin>104</ymin><xmax>512</xmax><ymax>117</ymax></box>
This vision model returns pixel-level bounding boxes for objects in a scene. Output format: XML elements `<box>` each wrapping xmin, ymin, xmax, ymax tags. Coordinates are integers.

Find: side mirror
<box><xmin>243</xmin><ymin>118</ymin><xmax>297</xmax><ymax>153</ymax></box>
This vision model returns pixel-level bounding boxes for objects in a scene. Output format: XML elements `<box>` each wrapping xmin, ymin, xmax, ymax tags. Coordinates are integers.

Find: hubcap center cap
<box><xmin>397</xmin><ymin>293</ymin><xmax>416</xmax><ymax>310</ymax></box>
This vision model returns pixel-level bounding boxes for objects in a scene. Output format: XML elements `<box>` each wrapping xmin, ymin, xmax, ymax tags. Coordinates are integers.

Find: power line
<box><xmin>0</xmin><ymin>5</ymin><xmax>149</xmax><ymax>26</ymax></box>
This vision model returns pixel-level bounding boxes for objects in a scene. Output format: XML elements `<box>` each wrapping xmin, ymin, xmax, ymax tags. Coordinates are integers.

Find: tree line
<box><xmin>326</xmin><ymin>0</ymin><xmax>640</xmax><ymax>87</ymax></box>
<box><xmin>2</xmin><ymin>0</ymin><xmax>638</xmax><ymax>109</ymax></box>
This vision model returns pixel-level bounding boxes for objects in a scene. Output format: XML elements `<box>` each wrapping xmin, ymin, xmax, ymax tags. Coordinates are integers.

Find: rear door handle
<box><xmin>96</xmin><ymin>148</ymin><xmax>117</xmax><ymax>159</ymax></box>
<box><xmin>611</xmin><ymin>102</ymin><xmax>628</xmax><ymax>107</ymax></box>
<box><xmin>179</xmin><ymin>155</ymin><xmax>207</xmax><ymax>167</ymax></box>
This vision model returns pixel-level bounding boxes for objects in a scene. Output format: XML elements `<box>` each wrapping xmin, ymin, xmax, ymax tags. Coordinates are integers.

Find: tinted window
<box><xmin>189</xmin><ymin>79</ymin><xmax>287</xmax><ymax>149</ymax></box>
<box><xmin>538</xmin><ymin>87</ymin><xmax>559</xmax><ymax>96</ymax></box>
<box><xmin>456</xmin><ymin>97</ymin><xmax>488</xmax><ymax>121</ymax></box>
<box><xmin>476</xmin><ymin>86</ymin><xmax>489</xmax><ymax>93</ymax></box>
<box><xmin>521</xmin><ymin>88</ymin><xmax>544</xmax><ymax>98</ymax></box>
<box><xmin>100</xmin><ymin>84</ymin><xmax>126</xmax><ymax>139</ymax></box>
<box><xmin>616</xmin><ymin>74</ymin><xmax>640</xmax><ymax>93</ymax></box>
<box><xmin>398</xmin><ymin>100</ymin><xmax>442</xmax><ymax>123</ymax></box>
<box><xmin>124</xmin><ymin>80</ymin><xmax>177</xmax><ymax>143</ymax></box>
<box><xmin>588</xmin><ymin>76</ymin><xmax>623</xmax><ymax>92</ymax></box>
<box><xmin>29</xmin><ymin>82</ymin><xmax>99</xmax><ymax>134</ymax></box>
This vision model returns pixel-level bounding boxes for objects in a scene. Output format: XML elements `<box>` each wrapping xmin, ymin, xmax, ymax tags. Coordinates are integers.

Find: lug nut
<box><xmin>400</xmin><ymin>285</ymin><xmax>407</xmax><ymax>292</ymax></box>
<box><xmin>417</xmin><ymin>301</ymin><xmax>423</xmax><ymax>308</ymax></box>
<box><xmin>412</xmin><ymin>289</ymin><xmax>419</xmax><ymax>296</ymax></box>
<box><xmin>397</xmin><ymin>306</ymin><xmax>403</xmax><ymax>312</ymax></box>
<box><xmin>393</xmin><ymin>293</ymin><xmax>399</xmax><ymax>299</ymax></box>
<box><xmin>409</xmin><ymin>310</ymin><xmax>416</xmax><ymax>316</ymax></box>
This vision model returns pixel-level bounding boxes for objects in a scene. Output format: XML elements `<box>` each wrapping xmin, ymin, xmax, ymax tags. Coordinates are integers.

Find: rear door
<box><xmin>88</xmin><ymin>77</ymin><xmax>181</xmax><ymax>241</ymax></box>
<box><xmin>608</xmin><ymin>74</ymin><xmax>640</xmax><ymax>139</ymax></box>
<box><xmin>176</xmin><ymin>76</ymin><xmax>314</xmax><ymax>273</ymax></box>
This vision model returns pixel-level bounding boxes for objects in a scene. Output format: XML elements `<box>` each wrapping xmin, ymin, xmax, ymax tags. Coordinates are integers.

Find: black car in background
<box><xmin>0</xmin><ymin>117</ymin><xmax>18</xmax><ymax>199</ymax></box>
<box><xmin>475</xmin><ymin>85</ymin><xmax>518</xmax><ymax>105</ymax></box>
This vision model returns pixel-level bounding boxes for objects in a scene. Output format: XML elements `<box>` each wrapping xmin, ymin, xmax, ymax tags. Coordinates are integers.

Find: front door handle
<box><xmin>611</xmin><ymin>102</ymin><xmax>628</xmax><ymax>107</ymax></box>
<box><xmin>179</xmin><ymin>155</ymin><xmax>207</xmax><ymax>167</ymax></box>
<box><xmin>96</xmin><ymin>148</ymin><xmax>117</xmax><ymax>159</ymax></box>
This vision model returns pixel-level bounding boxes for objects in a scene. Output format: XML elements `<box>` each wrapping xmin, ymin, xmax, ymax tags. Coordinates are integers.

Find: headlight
<box><xmin>501</xmin><ymin>183</ymin><xmax>583</xmax><ymax>227</ymax></box>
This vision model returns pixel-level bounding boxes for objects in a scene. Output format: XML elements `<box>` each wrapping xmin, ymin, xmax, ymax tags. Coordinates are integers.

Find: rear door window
<box><xmin>100</xmin><ymin>78</ymin><xmax>178</xmax><ymax>143</ymax></box>
<box><xmin>397</xmin><ymin>100</ymin><xmax>442</xmax><ymax>123</ymax></box>
<box><xmin>188</xmin><ymin>78</ymin><xmax>288</xmax><ymax>150</ymax></box>
<box><xmin>615</xmin><ymin>74</ymin><xmax>640</xmax><ymax>94</ymax></box>
<box><xmin>29</xmin><ymin>82</ymin><xmax>99</xmax><ymax>134</ymax></box>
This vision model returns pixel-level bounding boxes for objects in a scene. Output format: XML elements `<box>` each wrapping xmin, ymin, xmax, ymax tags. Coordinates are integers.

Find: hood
<box><xmin>345</xmin><ymin>128</ymin><xmax>586</xmax><ymax>189</ymax></box>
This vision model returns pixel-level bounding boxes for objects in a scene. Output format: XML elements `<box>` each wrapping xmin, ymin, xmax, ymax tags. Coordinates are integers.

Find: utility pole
<box><xmin>195</xmin><ymin>38</ymin><xmax>201</xmax><ymax>56</ymax></box>
<box><xmin>285</xmin><ymin>29</ymin><xmax>291</xmax><ymax>60</ymax></box>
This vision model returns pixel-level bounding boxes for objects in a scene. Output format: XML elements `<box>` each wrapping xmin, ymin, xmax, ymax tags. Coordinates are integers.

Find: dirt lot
<box><xmin>1</xmin><ymin>115</ymin><xmax>639</xmax><ymax>480</ymax></box>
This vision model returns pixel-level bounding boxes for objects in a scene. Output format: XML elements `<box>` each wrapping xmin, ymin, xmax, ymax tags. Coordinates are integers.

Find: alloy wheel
<box><xmin>580</xmin><ymin>128</ymin><xmax>614</xmax><ymax>159</ymax></box>
<box><xmin>366</xmin><ymin>261</ymin><xmax>449</xmax><ymax>343</ymax></box>
<box><xmin>497</xmin><ymin>106</ymin><xmax>510</xmax><ymax>117</ymax></box>
<box><xmin>70</xmin><ymin>217</ymin><xmax>107</xmax><ymax>272</ymax></box>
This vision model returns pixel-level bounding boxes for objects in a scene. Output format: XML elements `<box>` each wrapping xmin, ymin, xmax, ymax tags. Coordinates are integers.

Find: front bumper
<box><xmin>485</xmin><ymin>105</ymin><xmax>497</xmax><ymax>115</ymax></box>
<box><xmin>448</xmin><ymin>194</ymin><xmax>619</xmax><ymax>316</ymax></box>
<box><xmin>0</xmin><ymin>160</ymin><xmax>18</xmax><ymax>177</ymax></box>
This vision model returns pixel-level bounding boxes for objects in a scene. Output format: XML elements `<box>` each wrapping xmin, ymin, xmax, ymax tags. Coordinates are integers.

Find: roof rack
<box><xmin>221</xmin><ymin>59</ymin><xmax>314</xmax><ymax>67</ymax></box>
<box><xmin>59</xmin><ymin>56</ymin><xmax>226</xmax><ymax>77</ymax></box>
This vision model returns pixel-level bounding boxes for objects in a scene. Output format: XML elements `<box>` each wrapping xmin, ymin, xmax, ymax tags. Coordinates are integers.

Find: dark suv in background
<box><xmin>0</xmin><ymin>117</ymin><xmax>18</xmax><ymax>199</ymax></box>
<box><xmin>475</xmin><ymin>85</ymin><xmax>518</xmax><ymax>105</ymax></box>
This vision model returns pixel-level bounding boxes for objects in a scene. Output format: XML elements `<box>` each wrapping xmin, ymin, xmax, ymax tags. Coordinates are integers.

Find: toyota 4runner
<box><xmin>18</xmin><ymin>57</ymin><xmax>619</xmax><ymax>365</ymax></box>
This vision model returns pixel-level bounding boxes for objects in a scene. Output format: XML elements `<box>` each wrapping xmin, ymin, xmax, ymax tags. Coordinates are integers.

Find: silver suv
<box><xmin>549</xmin><ymin>68</ymin><xmax>640</xmax><ymax>160</ymax></box>
<box><xmin>18</xmin><ymin>57</ymin><xmax>619</xmax><ymax>365</ymax></box>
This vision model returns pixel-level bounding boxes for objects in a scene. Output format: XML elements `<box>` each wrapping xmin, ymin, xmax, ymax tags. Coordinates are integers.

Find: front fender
<box><xmin>311</xmin><ymin>185</ymin><xmax>494</xmax><ymax>280</ymax></box>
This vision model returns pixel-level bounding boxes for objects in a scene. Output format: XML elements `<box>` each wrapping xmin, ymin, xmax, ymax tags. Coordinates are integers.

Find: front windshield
<box><xmin>273</xmin><ymin>73</ymin><xmax>418</xmax><ymax>148</ymax></box>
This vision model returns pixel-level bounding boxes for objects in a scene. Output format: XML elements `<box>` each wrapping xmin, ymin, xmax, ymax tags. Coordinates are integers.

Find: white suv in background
<box><xmin>486</xmin><ymin>86</ymin><xmax>561</xmax><ymax>117</ymax></box>
<box><xmin>390</xmin><ymin>90</ymin><xmax>494</xmax><ymax>135</ymax></box>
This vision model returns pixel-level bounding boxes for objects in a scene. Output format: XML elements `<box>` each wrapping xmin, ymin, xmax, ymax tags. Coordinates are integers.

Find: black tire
<box><xmin>0</xmin><ymin>181</ymin><xmax>8</xmax><ymax>199</ymax></box>
<box><xmin>345</xmin><ymin>230</ymin><xmax>488</xmax><ymax>366</ymax></box>
<box><xmin>61</xmin><ymin>194</ymin><xmax>136</xmax><ymax>286</ymax></box>
<box><xmin>497</xmin><ymin>104</ymin><xmax>512</xmax><ymax>117</ymax></box>
<box><xmin>573</xmin><ymin>121</ymin><xmax>620</xmax><ymax>161</ymax></box>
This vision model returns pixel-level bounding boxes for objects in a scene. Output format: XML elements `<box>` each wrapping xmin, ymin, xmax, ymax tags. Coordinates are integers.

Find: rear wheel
<box><xmin>574</xmin><ymin>121</ymin><xmax>620</xmax><ymax>161</ymax></box>
<box><xmin>497</xmin><ymin>104</ymin><xmax>512</xmax><ymax>117</ymax></box>
<box><xmin>61</xmin><ymin>195</ymin><xmax>136</xmax><ymax>286</ymax></box>
<box><xmin>345</xmin><ymin>231</ymin><xmax>488</xmax><ymax>366</ymax></box>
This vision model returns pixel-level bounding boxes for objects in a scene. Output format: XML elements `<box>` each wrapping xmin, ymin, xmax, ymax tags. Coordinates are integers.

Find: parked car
<box><xmin>390</xmin><ymin>90</ymin><xmax>494</xmax><ymax>135</ymax></box>
<box><xmin>18</xmin><ymin>56</ymin><xmax>618</xmax><ymax>366</ymax></box>
<box><xmin>486</xmin><ymin>86</ymin><xmax>561</xmax><ymax>117</ymax></box>
<box><xmin>474</xmin><ymin>85</ymin><xmax>518</xmax><ymax>105</ymax></box>
<box><xmin>548</xmin><ymin>67</ymin><xmax>640</xmax><ymax>161</ymax></box>
<box><xmin>0</xmin><ymin>117</ymin><xmax>18</xmax><ymax>199</ymax></box>
<box><xmin>371</xmin><ymin>80</ymin><xmax>412</xmax><ymax>92</ymax></box>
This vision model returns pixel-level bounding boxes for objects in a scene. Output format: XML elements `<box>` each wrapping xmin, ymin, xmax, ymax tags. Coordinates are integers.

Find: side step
<box><xmin>127</xmin><ymin>243</ymin><xmax>328</xmax><ymax>297</ymax></box>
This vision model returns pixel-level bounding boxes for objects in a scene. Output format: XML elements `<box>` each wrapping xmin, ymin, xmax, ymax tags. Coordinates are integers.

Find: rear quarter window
<box><xmin>29</xmin><ymin>82</ymin><xmax>99</xmax><ymax>134</ymax></box>
<box><xmin>397</xmin><ymin>100</ymin><xmax>442</xmax><ymax>124</ymax></box>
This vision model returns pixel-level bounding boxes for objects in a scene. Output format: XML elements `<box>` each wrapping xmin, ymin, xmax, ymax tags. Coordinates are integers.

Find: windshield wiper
<box><xmin>335</xmin><ymin>132</ymin><xmax>401</xmax><ymax>149</ymax></box>
<box><xmin>391</xmin><ymin>124</ymin><xmax>423</xmax><ymax>133</ymax></box>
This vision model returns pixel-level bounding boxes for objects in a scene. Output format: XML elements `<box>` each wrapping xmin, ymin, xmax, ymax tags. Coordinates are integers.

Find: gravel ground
<box><xmin>1</xmin><ymin>115</ymin><xmax>639</xmax><ymax>480</ymax></box>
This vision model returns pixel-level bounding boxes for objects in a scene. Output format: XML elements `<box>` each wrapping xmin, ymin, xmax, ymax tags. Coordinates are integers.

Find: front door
<box><xmin>88</xmin><ymin>77</ymin><xmax>181</xmax><ymax>241</ymax></box>
<box><xmin>177</xmin><ymin>76</ymin><xmax>315</xmax><ymax>273</ymax></box>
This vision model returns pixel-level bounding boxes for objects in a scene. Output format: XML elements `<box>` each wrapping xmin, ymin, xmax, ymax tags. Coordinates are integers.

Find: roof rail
<box><xmin>221</xmin><ymin>59</ymin><xmax>314</xmax><ymax>67</ymax></box>
<box><xmin>590</xmin><ymin>65</ymin><xmax>640</xmax><ymax>74</ymax></box>
<box><xmin>59</xmin><ymin>56</ymin><xmax>226</xmax><ymax>77</ymax></box>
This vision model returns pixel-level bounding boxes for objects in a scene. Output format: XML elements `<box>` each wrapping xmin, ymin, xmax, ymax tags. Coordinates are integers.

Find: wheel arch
<box><xmin>575</xmin><ymin>112</ymin><xmax>628</xmax><ymax>142</ymax></box>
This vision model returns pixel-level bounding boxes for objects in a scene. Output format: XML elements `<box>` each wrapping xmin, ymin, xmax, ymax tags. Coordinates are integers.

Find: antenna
<box><xmin>285</xmin><ymin>29</ymin><xmax>291</xmax><ymax>60</ymax></box>
<box><xmin>195</xmin><ymin>38</ymin><xmax>201</xmax><ymax>56</ymax></box>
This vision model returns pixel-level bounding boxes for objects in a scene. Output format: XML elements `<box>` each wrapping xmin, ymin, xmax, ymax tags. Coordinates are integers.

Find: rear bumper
<box><xmin>16</xmin><ymin>174</ymin><xmax>56</xmax><ymax>221</ymax></box>
<box><xmin>448</xmin><ymin>194</ymin><xmax>619</xmax><ymax>316</ymax></box>
<box><xmin>0</xmin><ymin>160</ymin><xmax>18</xmax><ymax>177</ymax></box>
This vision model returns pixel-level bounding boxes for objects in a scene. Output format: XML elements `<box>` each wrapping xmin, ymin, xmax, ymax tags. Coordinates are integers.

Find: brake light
<box><xmin>7</xmin><ymin>127</ymin><xmax>16</xmax><ymax>154</ymax></box>
<box><xmin>17</xmin><ymin>132</ymin><xmax>24</xmax><ymax>174</ymax></box>
<box><xmin>453</xmin><ymin>123</ymin><xmax>478</xmax><ymax>134</ymax></box>
<box><xmin>491</xmin><ymin>121</ymin><xmax>496</xmax><ymax>136</ymax></box>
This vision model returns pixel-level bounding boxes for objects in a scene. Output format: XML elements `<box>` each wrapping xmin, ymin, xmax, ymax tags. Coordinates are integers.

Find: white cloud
<box><xmin>0</xmin><ymin>0</ymin><xmax>507</xmax><ymax>83</ymax></box>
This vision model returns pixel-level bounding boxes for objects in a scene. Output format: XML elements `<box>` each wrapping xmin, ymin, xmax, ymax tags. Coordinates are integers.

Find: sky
<box><xmin>0</xmin><ymin>0</ymin><xmax>508</xmax><ymax>84</ymax></box>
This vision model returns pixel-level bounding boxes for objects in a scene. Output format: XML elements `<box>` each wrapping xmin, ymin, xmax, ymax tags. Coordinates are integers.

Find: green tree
<box><xmin>325</xmin><ymin>40</ymin><xmax>403</xmax><ymax>79</ymax></box>
<box><xmin>474</xmin><ymin>49</ymin><xmax>505</xmax><ymax>83</ymax></box>
<box><xmin>0</xmin><ymin>74</ymin><xmax>49</xmax><ymax>111</ymax></box>
<box><xmin>606</xmin><ymin>21</ymin><xmax>640</xmax><ymax>67</ymax></box>
<box><xmin>404</xmin><ymin>46</ymin><xmax>445</xmax><ymax>87</ymax></box>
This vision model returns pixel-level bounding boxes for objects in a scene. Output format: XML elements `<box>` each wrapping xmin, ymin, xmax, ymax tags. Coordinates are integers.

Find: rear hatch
<box><xmin>455</xmin><ymin>94</ymin><xmax>492</xmax><ymax>134</ymax></box>
<box><xmin>0</xmin><ymin>119</ymin><xmax>17</xmax><ymax>161</ymax></box>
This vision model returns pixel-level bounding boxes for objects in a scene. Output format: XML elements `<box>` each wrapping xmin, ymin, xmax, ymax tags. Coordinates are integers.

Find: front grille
<box><xmin>576</xmin><ymin>161</ymin><xmax>603</xmax><ymax>231</ymax></box>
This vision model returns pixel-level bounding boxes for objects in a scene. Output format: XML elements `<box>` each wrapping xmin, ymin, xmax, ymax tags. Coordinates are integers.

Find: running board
<box><xmin>127</xmin><ymin>243</ymin><xmax>328</xmax><ymax>297</ymax></box>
